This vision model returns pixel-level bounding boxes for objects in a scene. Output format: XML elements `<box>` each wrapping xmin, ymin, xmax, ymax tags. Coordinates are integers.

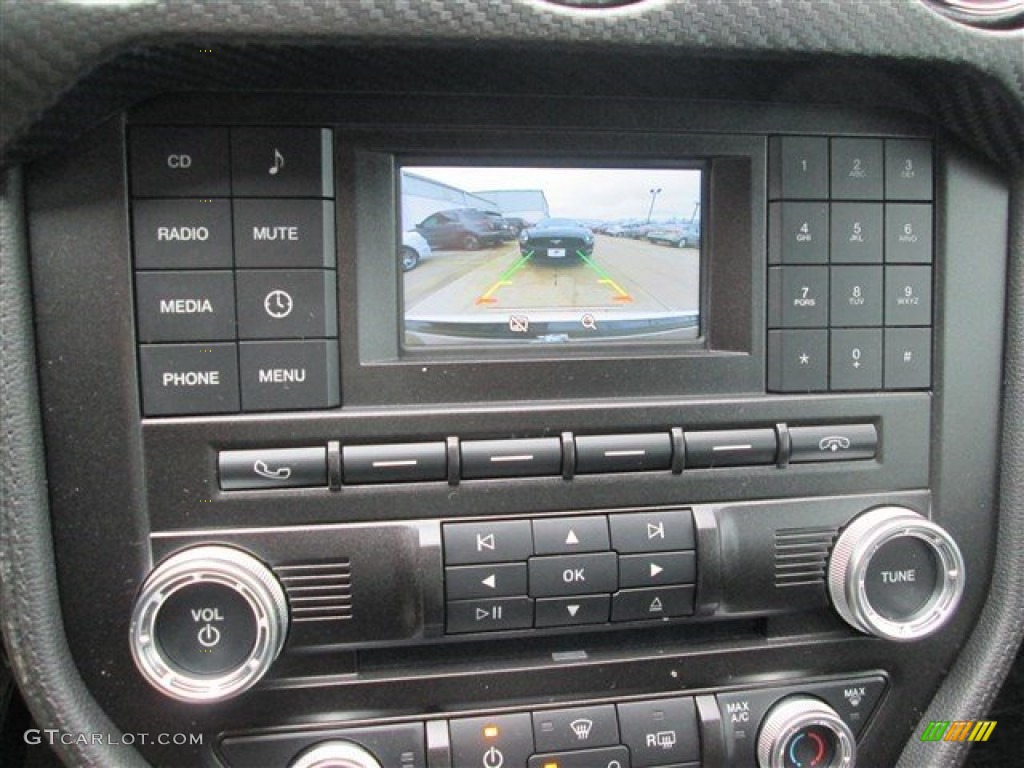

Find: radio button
<box><xmin>767</xmin><ymin>329</ymin><xmax>828</xmax><ymax>393</ymax></box>
<box><xmin>575</xmin><ymin>433</ymin><xmax>672</xmax><ymax>474</ymax></box>
<box><xmin>829</xmin><ymin>202</ymin><xmax>883</xmax><ymax>264</ymax></box>
<box><xmin>443</xmin><ymin>520</ymin><xmax>533</xmax><ymax>565</ymax></box>
<box><xmin>236</xmin><ymin>269</ymin><xmax>338</xmax><ymax>340</ymax></box>
<box><xmin>135</xmin><ymin>271</ymin><xmax>237</xmax><ymax>343</ymax></box>
<box><xmin>130</xmin><ymin>127</ymin><xmax>230</xmax><ymax>198</ymax></box>
<box><xmin>533</xmin><ymin>515</ymin><xmax>610</xmax><ymax>555</ymax></box>
<box><xmin>619</xmin><ymin>552</ymin><xmax>696</xmax><ymax>588</ymax></box>
<box><xmin>529</xmin><ymin>552</ymin><xmax>617</xmax><ymax>597</ymax></box>
<box><xmin>239</xmin><ymin>340</ymin><xmax>340</xmax><ymax>412</ymax></box>
<box><xmin>233</xmin><ymin>199</ymin><xmax>336</xmax><ymax>268</ymax></box>
<box><xmin>611</xmin><ymin>585</ymin><xmax>695</xmax><ymax>622</ymax></box>
<box><xmin>133</xmin><ymin>199</ymin><xmax>233</xmax><ymax>270</ymax></box>
<box><xmin>683</xmin><ymin>429</ymin><xmax>777</xmax><ymax>469</ymax></box>
<box><xmin>885</xmin><ymin>203</ymin><xmax>933</xmax><ymax>264</ymax></box>
<box><xmin>769</xmin><ymin>136</ymin><xmax>829</xmax><ymax>201</ymax></box>
<box><xmin>617</xmin><ymin>696</ymin><xmax>700</xmax><ymax>767</ymax></box>
<box><xmin>885</xmin><ymin>265</ymin><xmax>932</xmax><ymax>326</ymax></box>
<box><xmin>528</xmin><ymin>746</ymin><xmax>631</xmax><ymax>768</ymax></box>
<box><xmin>344</xmin><ymin>442</ymin><xmax>447</xmax><ymax>485</ymax></box>
<box><xmin>609</xmin><ymin>510</ymin><xmax>695</xmax><ymax>553</ymax></box>
<box><xmin>219</xmin><ymin>446</ymin><xmax>327</xmax><ymax>490</ymax></box>
<box><xmin>231</xmin><ymin>127</ymin><xmax>334</xmax><ymax>198</ymax></box>
<box><xmin>768</xmin><ymin>266</ymin><xmax>829</xmax><ymax>328</ymax></box>
<box><xmin>534</xmin><ymin>595</ymin><xmax>610</xmax><ymax>628</ymax></box>
<box><xmin>446</xmin><ymin>597</ymin><xmax>533</xmax><ymax>634</ymax></box>
<box><xmin>885</xmin><ymin>328</ymin><xmax>932</xmax><ymax>389</ymax></box>
<box><xmin>789</xmin><ymin>424</ymin><xmax>877</xmax><ymax>463</ymax></box>
<box><xmin>885</xmin><ymin>139</ymin><xmax>933</xmax><ymax>201</ymax></box>
<box><xmin>449</xmin><ymin>713</ymin><xmax>534</xmax><ymax>768</ymax></box>
<box><xmin>532</xmin><ymin>704</ymin><xmax>619</xmax><ymax>752</ymax></box>
<box><xmin>831</xmin><ymin>138</ymin><xmax>884</xmax><ymax>200</ymax></box>
<box><xmin>769</xmin><ymin>202</ymin><xmax>829</xmax><ymax>264</ymax></box>
<box><xmin>461</xmin><ymin>437</ymin><xmax>562</xmax><ymax>479</ymax></box>
<box><xmin>139</xmin><ymin>342</ymin><xmax>240</xmax><ymax>416</ymax></box>
<box><xmin>830</xmin><ymin>329</ymin><xmax>883</xmax><ymax>391</ymax></box>
<box><xmin>446</xmin><ymin>563</ymin><xmax>528</xmax><ymax>600</ymax></box>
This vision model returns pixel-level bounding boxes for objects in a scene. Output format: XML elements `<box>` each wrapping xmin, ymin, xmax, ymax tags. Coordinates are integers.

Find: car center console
<box><xmin>25</xmin><ymin>92</ymin><xmax>1008</xmax><ymax>767</ymax></box>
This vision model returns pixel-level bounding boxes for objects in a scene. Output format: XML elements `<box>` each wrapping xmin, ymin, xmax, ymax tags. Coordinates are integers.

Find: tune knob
<box><xmin>828</xmin><ymin>506</ymin><xmax>965</xmax><ymax>641</ymax></box>
<box><xmin>130</xmin><ymin>545</ymin><xmax>288</xmax><ymax>703</ymax></box>
<box><xmin>757</xmin><ymin>696</ymin><xmax>856</xmax><ymax>768</ymax></box>
<box><xmin>289</xmin><ymin>741</ymin><xmax>383</xmax><ymax>768</ymax></box>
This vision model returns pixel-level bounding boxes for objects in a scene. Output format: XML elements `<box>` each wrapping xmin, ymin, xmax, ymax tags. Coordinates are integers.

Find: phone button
<box><xmin>219</xmin><ymin>446</ymin><xmax>327</xmax><ymax>490</ymax></box>
<box><xmin>789</xmin><ymin>424</ymin><xmax>878</xmax><ymax>463</ymax></box>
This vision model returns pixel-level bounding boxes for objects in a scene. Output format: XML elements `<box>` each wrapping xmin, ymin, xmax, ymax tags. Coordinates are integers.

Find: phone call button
<box><xmin>219</xmin><ymin>446</ymin><xmax>327</xmax><ymax>490</ymax></box>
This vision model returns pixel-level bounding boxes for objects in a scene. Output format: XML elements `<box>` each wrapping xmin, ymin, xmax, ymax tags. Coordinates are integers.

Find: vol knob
<box><xmin>828</xmin><ymin>506</ymin><xmax>965</xmax><ymax>641</ymax></box>
<box><xmin>289</xmin><ymin>741</ymin><xmax>383</xmax><ymax>768</ymax></box>
<box><xmin>130</xmin><ymin>545</ymin><xmax>288</xmax><ymax>703</ymax></box>
<box><xmin>757</xmin><ymin>696</ymin><xmax>856</xmax><ymax>768</ymax></box>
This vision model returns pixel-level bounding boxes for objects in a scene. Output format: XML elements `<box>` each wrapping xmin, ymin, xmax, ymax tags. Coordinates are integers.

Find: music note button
<box><xmin>230</xmin><ymin>127</ymin><xmax>334</xmax><ymax>197</ymax></box>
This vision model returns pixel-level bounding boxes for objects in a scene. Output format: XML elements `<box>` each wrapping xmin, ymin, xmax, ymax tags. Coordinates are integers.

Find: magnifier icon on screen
<box><xmin>581</xmin><ymin>313</ymin><xmax>597</xmax><ymax>331</ymax></box>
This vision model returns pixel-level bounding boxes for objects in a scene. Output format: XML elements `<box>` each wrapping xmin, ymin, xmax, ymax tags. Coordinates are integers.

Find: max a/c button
<box><xmin>139</xmin><ymin>343</ymin><xmax>239</xmax><ymax>416</ymax></box>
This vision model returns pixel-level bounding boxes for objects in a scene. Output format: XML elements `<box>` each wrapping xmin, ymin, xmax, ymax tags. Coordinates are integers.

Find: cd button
<box><xmin>461</xmin><ymin>437</ymin><xmax>562</xmax><ymax>479</ymax></box>
<box><xmin>446</xmin><ymin>563</ymin><xmax>528</xmax><ymax>600</ymax></box>
<box><xmin>130</xmin><ymin>127</ymin><xmax>230</xmax><ymax>198</ymax></box>
<box><xmin>619</xmin><ymin>552</ymin><xmax>696</xmax><ymax>588</ymax></box>
<box><xmin>532</xmin><ymin>704</ymin><xmax>619</xmax><ymax>752</ymax></box>
<box><xmin>683</xmin><ymin>429</ymin><xmax>777</xmax><ymax>469</ymax></box>
<box><xmin>534</xmin><ymin>595</ymin><xmax>610</xmax><ymax>628</ymax></box>
<box><xmin>445</xmin><ymin>597</ymin><xmax>533</xmax><ymax>634</ymax></box>
<box><xmin>219</xmin><ymin>446</ymin><xmax>327</xmax><ymax>490</ymax></box>
<box><xmin>611</xmin><ymin>585</ymin><xmax>695</xmax><ymax>622</ymax></box>
<box><xmin>529</xmin><ymin>552</ymin><xmax>617</xmax><ymax>598</ymax></box>
<box><xmin>609</xmin><ymin>510</ymin><xmax>694</xmax><ymax>553</ymax></box>
<box><xmin>532</xmin><ymin>515</ymin><xmax>610</xmax><ymax>555</ymax></box>
<box><xmin>442</xmin><ymin>520</ymin><xmax>533</xmax><ymax>565</ymax></box>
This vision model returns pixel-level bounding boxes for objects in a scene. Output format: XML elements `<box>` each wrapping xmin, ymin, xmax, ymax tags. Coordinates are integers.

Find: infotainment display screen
<box><xmin>400</xmin><ymin>165</ymin><xmax>703</xmax><ymax>347</ymax></box>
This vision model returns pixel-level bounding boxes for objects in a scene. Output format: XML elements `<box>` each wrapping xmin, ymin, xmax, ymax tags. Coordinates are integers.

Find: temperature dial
<box><xmin>130</xmin><ymin>545</ymin><xmax>288</xmax><ymax>703</ymax></box>
<box><xmin>288</xmin><ymin>741</ymin><xmax>383</xmax><ymax>768</ymax></box>
<box><xmin>828</xmin><ymin>506</ymin><xmax>965</xmax><ymax>641</ymax></box>
<box><xmin>757</xmin><ymin>696</ymin><xmax>856</xmax><ymax>768</ymax></box>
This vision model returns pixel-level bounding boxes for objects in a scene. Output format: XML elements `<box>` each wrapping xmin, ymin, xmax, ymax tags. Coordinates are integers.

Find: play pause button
<box><xmin>535</xmin><ymin>595</ymin><xmax>611</xmax><ymax>628</ymax></box>
<box><xmin>446</xmin><ymin>597</ymin><xmax>533</xmax><ymax>634</ymax></box>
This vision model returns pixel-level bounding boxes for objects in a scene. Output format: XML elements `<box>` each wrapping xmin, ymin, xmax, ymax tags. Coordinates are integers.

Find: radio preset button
<box><xmin>619</xmin><ymin>551</ymin><xmax>696</xmax><ymax>588</ymax></box>
<box><xmin>529</xmin><ymin>552</ymin><xmax>618</xmax><ymax>598</ymax></box>
<box><xmin>534</xmin><ymin>595</ymin><xmax>610</xmax><ymax>628</ymax></box>
<box><xmin>885</xmin><ymin>203</ymin><xmax>933</xmax><ymax>264</ymax></box>
<box><xmin>238</xmin><ymin>339</ymin><xmax>340</xmax><ymax>412</ymax></box>
<box><xmin>449</xmin><ymin>714</ymin><xmax>534</xmax><ymax>768</ymax></box>
<box><xmin>233</xmin><ymin>199</ymin><xmax>336</xmax><ymax>268</ymax></box>
<box><xmin>609</xmin><ymin>510</ymin><xmax>695</xmax><ymax>553</ymax></box>
<box><xmin>528</xmin><ymin>746</ymin><xmax>631</xmax><ymax>768</ymax></box>
<box><xmin>767</xmin><ymin>329</ymin><xmax>828</xmax><ymax>393</ymax></box>
<box><xmin>219</xmin><ymin>446</ymin><xmax>327</xmax><ymax>490</ymax></box>
<box><xmin>575</xmin><ymin>433</ymin><xmax>672</xmax><ymax>474</ymax></box>
<box><xmin>831</xmin><ymin>138</ymin><xmax>884</xmax><ymax>200</ymax></box>
<box><xmin>446</xmin><ymin>562</ymin><xmax>528</xmax><ymax>600</ymax></box>
<box><xmin>461</xmin><ymin>437</ymin><xmax>562</xmax><ymax>479</ymax></box>
<box><xmin>446</xmin><ymin>597</ymin><xmax>533</xmax><ymax>634</ymax></box>
<box><xmin>344</xmin><ymin>442</ymin><xmax>447</xmax><ymax>485</ymax></box>
<box><xmin>231</xmin><ymin>127</ymin><xmax>334</xmax><ymax>198</ymax></box>
<box><xmin>130</xmin><ymin>127</ymin><xmax>230</xmax><ymax>198</ymax></box>
<box><xmin>768</xmin><ymin>266</ymin><xmax>829</xmax><ymax>328</ymax></box>
<box><xmin>611</xmin><ymin>585</ymin><xmax>695</xmax><ymax>622</ymax></box>
<box><xmin>829</xmin><ymin>202</ymin><xmax>883</xmax><ymax>264</ymax></box>
<box><xmin>830</xmin><ymin>329</ymin><xmax>883</xmax><ymax>391</ymax></box>
<box><xmin>139</xmin><ymin>342</ymin><xmax>240</xmax><ymax>416</ymax></box>
<box><xmin>769</xmin><ymin>136</ymin><xmax>829</xmax><ymax>201</ymax></box>
<box><xmin>443</xmin><ymin>520</ymin><xmax>533</xmax><ymax>565</ymax></box>
<box><xmin>617</xmin><ymin>696</ymin><xmax>700</xmax><ymax>767</ymax></box>
<box><xmin>769</xmin><ymin>202</ymin><xmax>829</xmax><ymax>264</ymax></box>
<box><xmin>532</xmin><ymin>704</ymin><xmax>619</xmax><ymax>753</ymax></box>
<box><xmin>132</xmin><ymin>199</ymin><xmax>233</xmax><ymax>270</ymax></box>
<box><xmin>885</xmin><ymin>139</ymin><xmax>933</xmax><ymax>201</ymax></box>
<box><xmin>135</xmin><ymin>270</ymin><xmax>237</xmax><ymax>343</ymax></box>
<box><xmin>788</xmin><ymin>424</ymin><xmax>878</xmax><ymax>463</ymax></box>
<box><xmin>684</xmin><ymin>429</ymin><xmax>777</xmax><ymax>469</ymax></box>
<box><xmin>533</xmin><ymin>515</ymin><xmax>610</xmax><ymax>555</ymax></box>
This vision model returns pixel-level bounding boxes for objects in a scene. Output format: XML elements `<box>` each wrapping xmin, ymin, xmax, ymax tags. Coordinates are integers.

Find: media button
<box><xmin>219</xmin><ymin>446</ymin><xmax>328</xmax><ymax>490</ymax></box>
<box><xmin>534</xmin><ymin>595</ymin><xmax>610</xmax><ymax>628</ymax></box>
<box><xmin>449</xmin><ymin>714</ymin><xmax>533</xmax><ymax>768</ymax></box>
<box><xmin>135</xmin><ymin>271</ymin><xmax>236</xmax><ymax>343</ymax></box>
<box><xmin>132</xmin><ymin>199</ymin><xmax>233</xmax><ymax>270</ymax></box>
<box><xmin>529</xmin><ymin>552</ymin><xmax>618</xmax><ymax>597</ymax></box>
<box><xmin>609</xmin><ymin>510</ymin><xmax>695</xmax><ymax>553</ymax></box>
<box><xmin>443</xmin><ymin>520</ymin><xmax>533</xmax><ymax>565</ymax></box>
<box><xmin>532</xmin><ymin>704</ymin><xmax>619</xmax><ymax>752</ymax></box>
<box><xmin>445</xmin><ymin>597</ymin><xmax>533</xmax><ymax>634</ymax></box>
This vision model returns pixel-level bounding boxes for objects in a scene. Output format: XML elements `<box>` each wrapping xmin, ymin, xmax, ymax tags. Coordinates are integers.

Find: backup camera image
<box><xmin>400</xmin><ymin>165</ymin><xmax>702</xmax><ymax>346</ymax></box>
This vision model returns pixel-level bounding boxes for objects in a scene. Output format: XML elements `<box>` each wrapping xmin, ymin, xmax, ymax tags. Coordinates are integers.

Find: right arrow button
<box><xmin>619</xmin><ymin>552</ymin><xmax>696</xmax><ymax>588</ymax></box>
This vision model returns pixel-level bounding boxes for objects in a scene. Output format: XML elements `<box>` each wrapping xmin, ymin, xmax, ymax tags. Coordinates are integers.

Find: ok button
<box><xmin>529</xmin><ymin>552</ymin><xmax>618</xmax><ymax>597</ymax></box>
